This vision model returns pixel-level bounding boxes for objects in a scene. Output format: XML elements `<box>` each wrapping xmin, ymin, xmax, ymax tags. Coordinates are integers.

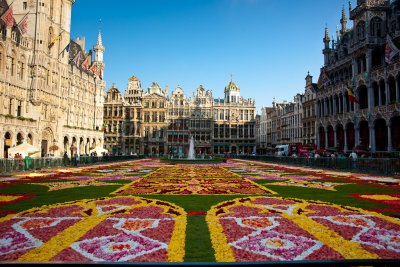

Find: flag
<box><xmin>48</xmin><ymin>33</ymin><xmax>62</xmax><ymax>49</ymax></box>
<box><xmin>72</xmin><ymin>51</ymin><xmax>82</xmax><ymax>66</ymax></box>
<box><xmin>64</xmin><ymin>43</ymin><xmax>70</xmax><ymax>53</ymax></box>
<box><xmin>102</xmin><ymin>121</ymin><xmax>108</xmax><ymax>132</ymax></box>
<box><xmin>317</xmin><ymin>70</ymin><xmax>331</xmax><ymax>89</ymax></box>
<box><xmin>59</xmin><ymin>43</ymin><xmax>70</xmax><ymax>57</ymax></box>
<box><xmin>17</xmin><ymin>13</ymin><xmax>29</xmax><ymax>34</ymax></box>
<box><xmin>347</xmin><ymin>88</ymin><xmax>359</xmax><ymax>104</ymax></box>
<box><xmin>1</xmin><ymin>5</ymin><xmax>14</xmax><ymax>28</ymax></box>
<box><xmin>81</xmin><ymin>55</ymin><xmax>90</xmax><ymax>70</ymax></box>
<box><xmin>89</xmin><ymin>63</ymin><xmax>99</xmax><ymax>77</ymax></box>
<box><xmin>385</xmin><ymin>34</ymin><xmax>399</xmax><ymax>64</ymax></box>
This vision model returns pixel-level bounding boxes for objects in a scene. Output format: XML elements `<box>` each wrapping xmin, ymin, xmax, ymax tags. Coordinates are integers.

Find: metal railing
<box><xmin>0</xmin><ymin>155</ymin><xmax>145</xmax><ymax>174</ymax></box>
<box><xmin>235</xmin><ymin>155</ymin><xmax>400</xmax><ymax>176</ymax></box>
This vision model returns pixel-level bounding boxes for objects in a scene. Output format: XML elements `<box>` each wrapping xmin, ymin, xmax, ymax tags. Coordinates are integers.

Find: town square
<box><xmin>0</xmin><ymin>0</ymin><xmax>399</xmax><ymax>265</ymax></box>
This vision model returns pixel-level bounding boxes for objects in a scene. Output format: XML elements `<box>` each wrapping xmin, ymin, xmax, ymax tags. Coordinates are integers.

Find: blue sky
<box><xmin>71</xmin><ymin>0</ymin><xmax>356</xmax><ymax>112</ymax></box>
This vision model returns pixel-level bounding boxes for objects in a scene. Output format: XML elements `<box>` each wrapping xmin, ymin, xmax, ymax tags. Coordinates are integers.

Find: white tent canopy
<box><xmin>89</xmin><ymin>147</ymin><xmax>108</xmax><ymax>155</ymax></box>
<box><xmin>8</xmin><ymin>142</ymin><xmax>41</xmax><ymax>158</ymax></box>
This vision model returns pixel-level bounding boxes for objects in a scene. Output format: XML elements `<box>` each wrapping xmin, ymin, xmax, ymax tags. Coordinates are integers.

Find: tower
<box><xmin>340</xmin><ymin>5</ymin><xmax>348</xmax><ymax>35</ymax></box>
<box><xmin>323</xmin><ymin>25</ymin><xmax>331</xmax><ymax>65</ymax></box>
<box><xmin>224</xmin><ymin>79</ymin><xmax>241</xmax><ymax>104</ymax></box>
<box><xmin>93</xmin><ymin>31</ymin><xmax>106</xmax><ymax>81</ymax></box>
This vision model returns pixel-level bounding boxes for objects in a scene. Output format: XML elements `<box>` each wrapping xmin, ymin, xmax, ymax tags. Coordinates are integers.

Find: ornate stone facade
<box><xmin>0</xmin><ymin>0</ymin><xmax>105</xmax><ymax>158</ymax></box>
<box><xmin>104</xmin><ymin>77</ymin><xmax>256</xmax><ymax>156</ymax></box>
<box><xmin>260</xmin><ymin>96</ymin><xmax>303</xmax><ymax>150</ymax></box>
<box><xmin>302</xmin><ymin>73</ymin><xmax>317</xmax><ymax>145</ymax></box>
<box><xmin>316</xmin><ymin>0</ymin><xmax>400</xmax><ymax>152</ymax></box>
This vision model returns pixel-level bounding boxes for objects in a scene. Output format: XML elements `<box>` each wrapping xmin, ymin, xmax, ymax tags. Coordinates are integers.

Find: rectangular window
<box><xmin>23</xmin><ymin>2</ymin><xmax>27</xmax><ymax>10</ymax></box>
<box><xmin>17</xmin><ymin>101</ymin><xmax>22</xmax><ymax>117</ymax></box>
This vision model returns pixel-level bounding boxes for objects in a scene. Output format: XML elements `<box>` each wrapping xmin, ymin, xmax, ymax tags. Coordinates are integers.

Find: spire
<box><xmin>323</xmin><ymin>24</ymin><xmax>330</xmax><ymax>49</ymax></box>
<box><xmin>96</xmin><ymin>31</ymin><xmax>103</xmax><ymax>47</ymax></box>
<box><xmin>94</xmin><ymin>30</ymin><xmax>105</xmax><ymax>63</ymax></box>
<box><xmin>340</xmin><ymin>5</ymin><xmax>348</xmax><ymax>34</ymax></box>
<box><xmin>349</xmin><ymin>1</ymin><xmax>352</xmax><ymax>14</ymax></box>
<box><xmin>336</xmin><ymin>25</ymin><xmax>340</xmax><ymax>42</ymax></box>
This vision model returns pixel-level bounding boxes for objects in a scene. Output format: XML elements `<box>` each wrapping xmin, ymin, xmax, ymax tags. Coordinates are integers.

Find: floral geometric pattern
<box><xmin>350</xmin><ymin>194</ymin><xmax>400</xmax><ymax>207</ymax></box>
<box><xmin>231</xmin><ymin>159</ymin><xmax>400</xmax><ymax>187</ymax></box>
<box><xmin>207</xmin><ymin>196</ymin><xmax>400</xmax><ymax>262</ymax></box>
<box><xmin>113</xmin><ymin>166</ymin><xmax>273</xmax><ymax>195</ymax></box>
<box><xmin>0</xmin><ymin>196</ymin><xmax>186</xmax><ymax>262</ymax></box>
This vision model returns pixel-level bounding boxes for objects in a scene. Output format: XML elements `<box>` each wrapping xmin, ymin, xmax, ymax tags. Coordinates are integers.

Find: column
<box><xmin>396</xmin><ymin>78</ymin><xmax>399</xmax><ymax>102</ymax></box>
<box><xmin>325</xmin><ymin>128</ymin><xmax>328</xmax><ymax>149</ymax></box>
<box><xmin>354</xmin><ymin>89</ymin><xmax>359</xmax><ymax>111</ymax></box>
<box><xmin>388</xmin><ymin>124</ymin><xmax>392</xmax><ymax>152</ymax></box>
<box><xmin>76</xmin><ymin>141</ymin><xmax>80</xmax><ymax>156</ymax></box>
<box><xmin>369</xmin><ymin>124</ymin><xmax>375</xmax><ymax>153</ymax></box>
<box><xmin>333</xmin><ymin>128</ymin><xmax>337</xmax><ymax>148</ymax></box>
<box><xmin>343</xmin><ymin>93</ymin><xmax>347</xmax><ymax>113</ymax></box>
<box><xmin>344</xmin><ymin>128</ymin><xmax>348</xmax><ymax>152</ymax></box>
<box><xmin>0</xmin><ymin>136</ymin><xmax>4</xmax><ymax>158</ymax></box>
<box><xmin>316</xmin><ymin>129</ymin><xmax>320</xmax><ymax>149</ymax></box>
<box><xmin>333</xmin><ymin>97</ymin><xmax>337</xmax><ymax>115</ymax></box>
<box><xmin>355</xmin><ymin>126</ymin><xmax>360</xmax><ymax>146</ymax></box>
<box><xmin>386</xmin><ymin>79</ymin><xmax>390</xmax><ymax>105</ymax></box>
<box><xmin>378</xmin><ymin>86</ymin><xmax>382</xmax><ymax>106</ymax></box>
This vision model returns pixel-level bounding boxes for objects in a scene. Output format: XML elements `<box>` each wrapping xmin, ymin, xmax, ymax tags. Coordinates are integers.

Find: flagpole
<box><xmin>17</xmin><ymin>11</ymin><xmax>29</xmax><ymax>25</ymax></box>
<box><xmin>31</xmin><ymin>0</ymin><xmax>40</xmax><ymax>104</ymax></box>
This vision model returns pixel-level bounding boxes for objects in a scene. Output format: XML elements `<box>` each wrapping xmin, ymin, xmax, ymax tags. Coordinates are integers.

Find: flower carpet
<box><xmin>0</xmin><ymin>158</ymin><xmax>399</xmax><ymax>263</ymax></box>
<box><xmin>0</xmin><ymin>196</ymin><xmax>186</xmax><ymax>262</ymax></box>
<box><xmin>114</xmin><ymin>166</ymin><xmax>273</xmax><ymax>195</ymax></box>
<box><xmin>207</xmin><ymin>196</ymin><xmax>400</xmax><ymax>261</ymax></box>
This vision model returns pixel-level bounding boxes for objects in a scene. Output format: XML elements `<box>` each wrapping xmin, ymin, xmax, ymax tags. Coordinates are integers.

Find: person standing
<box><xmin>349</xmin><ymin>150</ymin><xmax>358</xmax><ymax>169</ymax></box>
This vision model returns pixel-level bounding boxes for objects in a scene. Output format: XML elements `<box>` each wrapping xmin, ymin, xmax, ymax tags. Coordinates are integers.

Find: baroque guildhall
<box><xmin>104</xmin><ymin>79</ymin><xmax>256</xmax><ymax>156</ymax></box>
<box><xmin>0</xmin><ymin>0</ymin><xmax>105</xmax><ymax>158</ymax></box>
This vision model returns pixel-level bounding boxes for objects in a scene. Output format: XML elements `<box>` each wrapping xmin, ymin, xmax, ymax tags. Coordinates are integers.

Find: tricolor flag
<box><xmin>72</xmin><ymin>51</ymin><xmax>82</xmax><ymax>66</ymax></box>
<box><xmin>81</xmin><ymin>55</ymin><xmax>90</xmax><ymax>70</ymax></box>
<box><xmin>347</xmin><ymin>88</ymin><xmax>359</xmax><ymax>104</ymax></box>
<box><xmin>17</xmin><ymin>13</ymin><xmax>29</xmax><ymax>35</ymax></box>
<box><xmin>1</xmin><ymin>5</ymin><xmax>14</xmax><ymax>28</ymax></box>
<box><xmin>385</xmin><ymin>34</ymin><xmax>399</xmax><ymax>64</ymax></box>
<box><xmin>48</xmin><ymin>33</ymin><xmax>62</xmax><ymax>49</ymax></box>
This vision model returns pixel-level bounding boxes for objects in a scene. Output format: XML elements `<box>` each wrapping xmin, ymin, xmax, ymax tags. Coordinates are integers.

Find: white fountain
<box><xmin>188</xmin><ymin>136</ymin><xmax>195</xmax><ymax>160</ymax></box>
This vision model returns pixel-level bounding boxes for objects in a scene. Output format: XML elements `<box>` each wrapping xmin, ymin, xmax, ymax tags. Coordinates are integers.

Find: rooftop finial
<box><xmin>340</xmin><ymin>5</ymin><xmax>348</xmax><ymax>34</ymax></box>
<box><xmin>96</xmin><ymin>31</ymin><xmax>103</xmax><ymax>47</ymax></box>
<box><xmin>336</xmin><ymin>25</ymin><xmax>340</xmax><ymax>41</ymax></box>
<box><xmin>323</xmin><ymin>24</ymin><xmax>330</xmax><ymax>48</ymax></box>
